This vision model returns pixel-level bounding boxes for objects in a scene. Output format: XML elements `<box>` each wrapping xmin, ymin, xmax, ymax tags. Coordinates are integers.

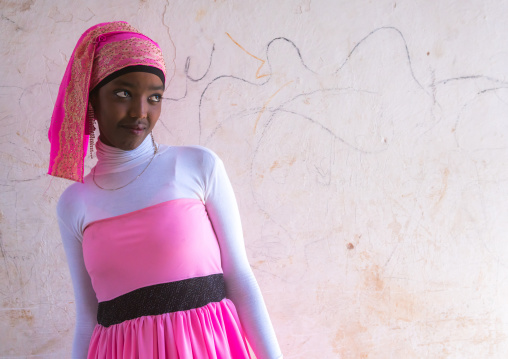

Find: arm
<box><xmin>57</xmin><ymin>196</ymin><xmax>98</xmax><ymax>359</ymax></box>
<box><xmin>204</xmin><ymin>155</ymin><xmax>283</xmax><ymax>359</ymax></box>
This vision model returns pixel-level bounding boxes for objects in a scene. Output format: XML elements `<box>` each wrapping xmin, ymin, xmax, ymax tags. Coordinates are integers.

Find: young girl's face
<box><xmin>90</xmin><ymin>71</ymin><xmax>164</xmax><ymax>150</ymax></box>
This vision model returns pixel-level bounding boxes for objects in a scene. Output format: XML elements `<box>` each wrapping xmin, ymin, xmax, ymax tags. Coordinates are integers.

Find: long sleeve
<box><xmin>57</xmin><ymin>192</ymin><xmax>98</xmax><ymax>359</ymax></box>
<box><xmin>204</xmin><ymin>155</ymin><xmax>283</xmax><ymax>359</ymax></box>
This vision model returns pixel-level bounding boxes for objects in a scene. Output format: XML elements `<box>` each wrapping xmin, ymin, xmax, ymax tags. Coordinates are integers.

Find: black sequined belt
<box><xmin>97</xmin><ymin>273</ymin><xmax>226</xmax><ymax>327</ymax></box>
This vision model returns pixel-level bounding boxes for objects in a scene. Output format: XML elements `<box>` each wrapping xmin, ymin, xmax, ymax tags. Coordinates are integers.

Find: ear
<box><xmin>89</xmin><ymin>90</ymin><xmax>98</xmax><ymax>109</ymax></box>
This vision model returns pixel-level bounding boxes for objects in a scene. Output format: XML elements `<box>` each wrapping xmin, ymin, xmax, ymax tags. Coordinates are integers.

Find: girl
<box><xmin>49</xmin><ymin>21</ymin><xmax>283</xmax><ymax>359</ymax></box>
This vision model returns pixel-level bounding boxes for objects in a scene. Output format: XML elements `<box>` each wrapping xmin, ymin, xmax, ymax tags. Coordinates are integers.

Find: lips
<box><xmin>121</xmin><ymin>123</ymin><xmax>147</xmax><ymax>135</ymax></box>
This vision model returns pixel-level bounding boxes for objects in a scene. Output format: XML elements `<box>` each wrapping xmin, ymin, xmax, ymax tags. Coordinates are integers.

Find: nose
<box><xmin>128</xmin><ymin>97</ymin><xmax>148</xmax><ymax>119</ymax></box>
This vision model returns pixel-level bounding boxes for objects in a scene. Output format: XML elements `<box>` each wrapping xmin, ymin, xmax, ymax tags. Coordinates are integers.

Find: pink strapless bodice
<box><xmin>82</xmin><ymin>198</ymin><xmax>223</xmax><ymax>302</ymax></box>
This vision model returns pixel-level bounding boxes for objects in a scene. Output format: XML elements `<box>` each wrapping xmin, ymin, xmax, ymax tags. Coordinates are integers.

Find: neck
<box><xmin>93</xmin><ymin>135</ymin><xmax>156</xmax><ymax>175</ymax></box>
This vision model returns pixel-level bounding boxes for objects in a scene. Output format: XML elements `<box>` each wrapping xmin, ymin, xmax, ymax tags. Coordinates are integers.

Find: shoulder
<box><xmin>169</xmin><ymin>145</ymin><xmax>220</xmax><ymax>160</ymax></box>
<box><xmin>162</xmin><ymin>145</ymin><xmax>223</xmax><ymax>169</ymax></box>
<box><xmin>56</xmin><ymin>181</ymin><xmax>87</xmax><ymax>223</ymax></box>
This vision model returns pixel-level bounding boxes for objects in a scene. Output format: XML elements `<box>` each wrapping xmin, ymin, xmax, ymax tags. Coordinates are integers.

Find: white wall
<box><xmin>1</xmin><ymin>0</ymin><xmax>507</xmax><ymax>357</ymax></box>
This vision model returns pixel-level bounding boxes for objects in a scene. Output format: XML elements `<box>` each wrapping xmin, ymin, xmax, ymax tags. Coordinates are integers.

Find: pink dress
<box><xmin>82</xmin><ymin>198</ymin><xmax>252</xmax><ymax>358</ymax></box>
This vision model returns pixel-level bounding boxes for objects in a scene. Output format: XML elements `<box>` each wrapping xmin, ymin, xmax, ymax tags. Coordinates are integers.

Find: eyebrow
<box><xmin>112</xmin><ymin>79</ymin><xmax>164</xmax><ymax>91</ymax></box>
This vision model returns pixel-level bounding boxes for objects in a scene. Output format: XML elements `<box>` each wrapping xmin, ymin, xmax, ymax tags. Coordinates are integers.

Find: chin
<box><xmin>100</xmin><ymin>133</ymin><xmax>148</xmax><ymax>151</ymax></box>
<box><xmin>115</xmin><ymin>138</ymin><xmax>145</xmax><ymax>151</ymax></box>
<box><xmin>124</xmin><ymin>142</ymin><xmax>143</xmax><ymax>151</ymax></box>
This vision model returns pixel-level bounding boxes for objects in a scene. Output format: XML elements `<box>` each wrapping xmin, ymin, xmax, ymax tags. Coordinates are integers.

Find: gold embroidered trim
<box><xmin>91</xmin><ymin>37</ymin><xmax>166</xmax><ymax>90</ymax></box>
<box><xmin>52</xmin><ymin>22</ymin><xmax>138</xmax><ymax>182</ymax></box>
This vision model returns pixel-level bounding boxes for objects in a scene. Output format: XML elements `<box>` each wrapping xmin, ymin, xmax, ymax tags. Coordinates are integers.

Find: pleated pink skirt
<box><xmin>87</xmin><ymin>299</ymin><xmax>251</xmax><ymax>359</ymax></box>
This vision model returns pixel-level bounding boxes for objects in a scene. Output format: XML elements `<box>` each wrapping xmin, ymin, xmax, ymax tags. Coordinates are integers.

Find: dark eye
<box><xmin>115</xmin><ymin>90</ymin><xmax>129</xmax><ymax>98</ymax></box>
<box><xmin>149</xmin><ymin>94</ymin><xmax>162</xmax><ymax>103</ymax></box>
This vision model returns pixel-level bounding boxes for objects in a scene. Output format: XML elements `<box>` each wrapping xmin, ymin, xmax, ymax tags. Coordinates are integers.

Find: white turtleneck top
<box><xmin>57</xmin><ymin>135</ymin><xmax>283</xmax><ymax>359</ymax></box>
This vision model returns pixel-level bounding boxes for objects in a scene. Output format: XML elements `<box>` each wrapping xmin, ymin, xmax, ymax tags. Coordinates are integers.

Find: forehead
<box><xmin>104</xmin><ymin>72</ymin><xmax>164</xmax><ymax>91</ymax></box>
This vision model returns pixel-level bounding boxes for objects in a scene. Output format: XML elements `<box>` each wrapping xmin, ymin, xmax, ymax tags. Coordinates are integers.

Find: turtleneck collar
<box><xmin>93</xmin><ymin>135</ymin><xmax>157</xmax><ymax>175</ymax></box>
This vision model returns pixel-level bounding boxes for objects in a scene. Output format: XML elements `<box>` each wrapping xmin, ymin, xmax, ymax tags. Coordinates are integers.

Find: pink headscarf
<box><xmin>48</xmin><ymin>21</ymin><xmax>166</xmax><ymax>182</ymax></box>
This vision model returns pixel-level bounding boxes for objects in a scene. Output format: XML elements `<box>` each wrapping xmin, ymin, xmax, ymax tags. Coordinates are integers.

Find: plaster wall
<box><xmin>1</xmin><ymin>0</ymin><xmax>507</xmax><ymax>357</ymax></box>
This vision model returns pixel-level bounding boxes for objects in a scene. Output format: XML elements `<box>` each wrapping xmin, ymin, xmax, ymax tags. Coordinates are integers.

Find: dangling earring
<box><xmin>88</xmin><ymin>103</ymin><xmax>95</xmax><ymax>159</ymax></box>
<box><xmin>151</xmin><ymin>132</ymin><xmax>158</xmax><ymax>154</ymax></box>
